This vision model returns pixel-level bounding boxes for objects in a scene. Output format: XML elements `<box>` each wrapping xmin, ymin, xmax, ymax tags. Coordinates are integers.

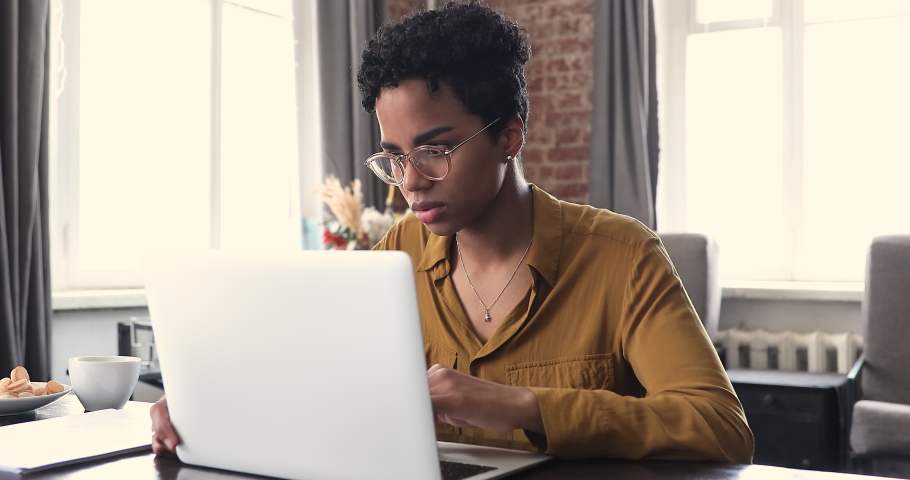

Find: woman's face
<box><xmin>374</xmin><ymin>78</ymin><xmax>517</xmax><ymax>237</ymax></box>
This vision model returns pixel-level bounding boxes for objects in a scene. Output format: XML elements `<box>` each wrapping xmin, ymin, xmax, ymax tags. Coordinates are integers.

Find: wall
<box><xmin>487</xmin><ymin>0</ymin><xmax>593</xmax><ymax>203</ymax></box>
<box><xmin>50</xmin><ymin>307</ymin><xmax>150</xmax><ymax>384</ymax></box>
<box><xmin>388</xmin><ymin>0</ymin><xmax>427</xmax><ymax>19</ymax></box>
<box><xmin>720</xmin><ymin>298</ymin><xmax>863</xmax><ymax>335</ymax></box>
<box><xmin>51</xmin><ymin>307</ymin><xmax>166</xmax><ymax>402</ymax></box>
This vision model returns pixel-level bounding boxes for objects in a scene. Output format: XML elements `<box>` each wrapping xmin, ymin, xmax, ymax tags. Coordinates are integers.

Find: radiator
<box><xmin>715</xmin><ymin>329</ymin><xmax>864</xmax><ymax>374</ymax></box>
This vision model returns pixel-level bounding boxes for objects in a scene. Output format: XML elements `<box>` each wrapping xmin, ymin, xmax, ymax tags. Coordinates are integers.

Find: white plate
<box><xmin>0</xmin><ymin>382</ymin><xmax>73</xmax><ymax>416</ymax></box>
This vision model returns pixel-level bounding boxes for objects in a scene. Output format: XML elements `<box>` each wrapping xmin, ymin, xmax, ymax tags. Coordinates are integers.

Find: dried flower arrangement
<box><xmin>315</xmin><ymin>175</ymin><xmax>399</xmax><ymax>250</ymax></box>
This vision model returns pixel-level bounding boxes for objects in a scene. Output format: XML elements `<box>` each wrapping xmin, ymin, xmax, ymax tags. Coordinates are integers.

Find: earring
<box><xmin>506</xmin><ymin>155</ymin><xmax>513</xmax><ymax>160</ymax></box>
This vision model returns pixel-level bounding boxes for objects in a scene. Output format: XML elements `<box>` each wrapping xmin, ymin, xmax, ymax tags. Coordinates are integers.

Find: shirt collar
<box><xmin>526</xmin><ymin>184</ymin><xmax>562</xmax><ymax>287</ymax></box>
<box><xmin>416</xmin><ymin>232</ymin><xmax>450</xmax><ymax>275</ymax></box>
<box><xmin>414</xmin><ymin>184</ymin><xmax>564</xmax><ymax>287</ymax></box>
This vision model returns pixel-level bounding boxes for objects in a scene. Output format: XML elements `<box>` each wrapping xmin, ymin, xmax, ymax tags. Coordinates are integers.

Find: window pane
<box><xmin>220</xmin><ymin>3</ymin><xmax>299</xmax><ymax>250</ymax></box>
<box><xmin>799</xmin><ymin>16</ymin><xmax>910</xmax><ymax>281</ymax></box>
<box><xmin>686</xmin><ymin>28</ymin><xmax>786</xmax><ymax>280</ymax></box>
<box><xmin>696</xmin><ymin>0</ymin><xmax>772</xmax><ymax>24</ymax></box>
<box><xmin>805</xmin><ymin>0</ymin><xmax>910</xmax><ymax>24</ymax></box>
<box><xmin>226</xmin><ymin>0</ymin><xmax>292</xmax><ymax>17</ymax></box>
<box><xmin>79</xmin><ymin>0</ymin><xmax>211</xmax><ymax>271</ymax></box>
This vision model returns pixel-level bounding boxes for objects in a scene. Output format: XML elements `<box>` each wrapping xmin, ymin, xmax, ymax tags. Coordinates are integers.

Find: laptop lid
<box><xmin>143</xmin><ymin>250</ymin><xmax>442</xmax><ymax>480</ymax></box>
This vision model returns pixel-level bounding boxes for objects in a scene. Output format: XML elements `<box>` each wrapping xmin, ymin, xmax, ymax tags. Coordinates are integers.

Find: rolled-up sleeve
<box><xmin>528</xmin><ymin>237</ymin><xmax>754</xmax><ymax>463</ymax></box>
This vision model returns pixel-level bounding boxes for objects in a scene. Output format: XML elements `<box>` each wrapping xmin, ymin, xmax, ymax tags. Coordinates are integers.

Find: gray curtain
<box><xmin>589</xmin><ymin>0</ymin><xmax>659</xmax><ymax>230</ymax></box>
<box><xmin>0</xmin><ymin>0</ymin><xmax>52</xmax><ymax>379</ymax></box>
<box><xmin>314</xmin><ymin>0</ymin><xmax>387</xmax><ymax>210</ymax></box>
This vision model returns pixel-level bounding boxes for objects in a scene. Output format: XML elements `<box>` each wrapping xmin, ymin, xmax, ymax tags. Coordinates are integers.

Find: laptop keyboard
<box><xmin>440</xmin><ymin>460</ymin><xmax>497</xmax><ymax>480</ymax></box>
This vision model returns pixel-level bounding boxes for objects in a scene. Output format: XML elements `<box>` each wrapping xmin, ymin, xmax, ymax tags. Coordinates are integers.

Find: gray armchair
<box><xmin>659</xmin><ymin>233</ymin><xmax>721</xmax><ymax>341</ymax></box>
<box><xmin>849</xmin><ymin>235</ymin><xmax>910</xmax><ymax>477</ymax></box>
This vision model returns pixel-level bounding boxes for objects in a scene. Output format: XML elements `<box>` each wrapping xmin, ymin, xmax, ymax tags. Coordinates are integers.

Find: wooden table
<box><xmin>0</xmin><ymin>396</ymin><xmax>883</xmax><ymax>480</ymax></box>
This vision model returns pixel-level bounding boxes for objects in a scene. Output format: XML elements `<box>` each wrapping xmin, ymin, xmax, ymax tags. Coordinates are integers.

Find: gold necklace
<box><xmin>455</xmin><ymin>234</ymin><xmax>533</xmax><ymax>323</ymax></box>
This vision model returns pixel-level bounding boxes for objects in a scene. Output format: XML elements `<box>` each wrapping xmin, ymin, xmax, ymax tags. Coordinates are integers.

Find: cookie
<box><xmin>0</xmin><ymin>377</ymin><xmax>10</xmax><ymax>392</ymax></box>
<box><xmin>7</xmin><ymin>379</ymin><xmax>29</xmax><ymax>393</ymax></box>
<box><xmin>10</xmin><ymin>366</ymin><xmax>29</xmax><ymax>382</ymax></box>
<box><xmin>45</xmin><ymin>380</ymin><xmax>65</xmax><ymax>394</ymax></box>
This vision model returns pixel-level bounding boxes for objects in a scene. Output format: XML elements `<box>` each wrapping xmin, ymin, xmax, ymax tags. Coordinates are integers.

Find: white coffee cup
<box><xmin>68</xmin><ymin>356</ymin><xmax>142</xmax><ymax>411</ymax></box>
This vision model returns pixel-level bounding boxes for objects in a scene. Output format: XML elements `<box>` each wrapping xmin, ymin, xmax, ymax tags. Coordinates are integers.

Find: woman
<box><xmin>152</xmin><ymin>1</ymin><xmax>753</xmax><ymax>463</ymax></box>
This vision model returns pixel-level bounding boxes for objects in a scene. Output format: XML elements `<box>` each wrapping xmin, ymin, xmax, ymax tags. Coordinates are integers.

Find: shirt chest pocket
<box><xmin>506</xmin><ymin>353</ymin><xmax>614</xmax><ymax>391</ymax></box>
<box><xmin>425</xmin><ymin>339</ymin><xmax>457</xmax><ymax>370</ymax></box>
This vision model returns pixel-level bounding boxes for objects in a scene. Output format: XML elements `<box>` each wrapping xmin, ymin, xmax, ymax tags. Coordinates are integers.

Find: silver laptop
<box><xmin>142</xmin><ymin>249</ymin><xmax>551</xmax><ymax>480</ymax></box>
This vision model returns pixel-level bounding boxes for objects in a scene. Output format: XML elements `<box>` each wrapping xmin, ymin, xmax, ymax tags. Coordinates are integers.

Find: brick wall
<box><xmin>487</xmin><ymin>0</ymin><xmax>592</xmax><ymax>204</ymax></box>
<box><xmin>386</xmin><ymin>0</ymin><xmax>594</xmax><ymax>204</ymax></box>
<box><xmin>388</xmin><ymin>0</ymin><xmax>427</xmax><ymax>20</ymax></box>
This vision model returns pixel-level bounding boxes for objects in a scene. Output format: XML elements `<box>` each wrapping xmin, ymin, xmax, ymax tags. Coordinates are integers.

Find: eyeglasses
<box><xmin>364</xmin><ymin>118</ymin><xmax>501</xmax><ymax>186</ymax></box>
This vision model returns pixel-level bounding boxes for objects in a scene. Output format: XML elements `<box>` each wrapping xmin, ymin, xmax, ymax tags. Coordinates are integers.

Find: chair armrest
<box><xmin>846</xmin><ymin>354</ymin><xmax>865</xmax><ymax>413</ymax></box>
<box><xmin>846</xmin><ymin>354</ymin><xmax>865</xmax><ymax>408</ymax></box>
<box><xmin>847</xmin><ymin>354</ymin><xmax>864</xmax><ymax>383</ymax></box>
<box><xmin>843</xmin><ymin>354</ymin><xmax>865</xmax><ymax>470</ymax></box>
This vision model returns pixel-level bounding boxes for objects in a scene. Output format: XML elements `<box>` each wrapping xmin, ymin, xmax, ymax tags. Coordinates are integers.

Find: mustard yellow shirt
<box><xmin>373</xmin><ymin>185</ymin><xmax>754</xmax><ymax>463</ymax></box>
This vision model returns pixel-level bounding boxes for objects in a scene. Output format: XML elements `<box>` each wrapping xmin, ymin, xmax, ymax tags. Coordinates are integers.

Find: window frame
<box><xmin>686</xmin><ymin>0</ymin><xmax>782</xmax><ymax>32</ymax></box>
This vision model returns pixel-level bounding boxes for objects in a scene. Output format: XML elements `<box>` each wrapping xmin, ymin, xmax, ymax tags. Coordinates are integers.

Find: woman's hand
<box><xmin>427</xmin><ymin>364</ymin><xmax>544</xmax><ymax>434</ymax></box>
<box><xmin>150</xmin><ymin>395</ymin><xmax>180</xmax><ymax>456</ymax></box>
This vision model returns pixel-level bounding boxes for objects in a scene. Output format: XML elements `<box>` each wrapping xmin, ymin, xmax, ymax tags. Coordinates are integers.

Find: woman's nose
<box><xmin>400</xmin><ymin>158</ymin><xmax>433</xmax><ymax>192</ymax></box>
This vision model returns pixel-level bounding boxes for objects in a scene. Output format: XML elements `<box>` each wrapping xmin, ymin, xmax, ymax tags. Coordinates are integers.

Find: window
<box><xmin>50</xmin><ymin>0</ymin><xmax>312</xmax><ymax>290</ymax></box>
<box><xmin>656</xmin><ymin>0</ymin><xmax>910</xmax><ymax>282</ymax></box>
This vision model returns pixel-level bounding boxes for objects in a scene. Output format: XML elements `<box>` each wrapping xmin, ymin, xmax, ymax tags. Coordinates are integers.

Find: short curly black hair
<box><xmin>357</xmin><ymin>1</ymin><xmax>531</xmax><ymax>138</ymax></box>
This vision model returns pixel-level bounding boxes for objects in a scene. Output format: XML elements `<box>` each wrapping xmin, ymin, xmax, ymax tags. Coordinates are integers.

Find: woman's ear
<box><xmin>500</xmin><ymin>116</ymin><xmax>526</xmax><ymax>160</ymax></box>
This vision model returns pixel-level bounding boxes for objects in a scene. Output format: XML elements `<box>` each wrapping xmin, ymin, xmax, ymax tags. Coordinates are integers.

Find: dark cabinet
<box><xmin>727</xmin><ymin>368</ymin><xmax>850</xmax><ymax>472</ymax></box>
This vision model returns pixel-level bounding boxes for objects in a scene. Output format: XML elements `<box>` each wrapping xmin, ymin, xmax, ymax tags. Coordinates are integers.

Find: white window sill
<box><xmin>51</xmin><ymin>281</ymin><xmax>864</xmax><ymax>311</ymax></box>
<box><xmin>52</xmin><ymin>289</ymin><xmax>148</xmax><ymax>311</ymax></box>
<box><xmin>722</xmin><ymin>281</ymin><xmax>863</xmax><ymax>302</ymax></box>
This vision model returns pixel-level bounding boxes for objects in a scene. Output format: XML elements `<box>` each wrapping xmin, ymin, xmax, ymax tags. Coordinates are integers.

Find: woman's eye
<box><xmin>425</xmin><ymin>146</ymin><xmax>447</xmax><ymax>155</ymax></box>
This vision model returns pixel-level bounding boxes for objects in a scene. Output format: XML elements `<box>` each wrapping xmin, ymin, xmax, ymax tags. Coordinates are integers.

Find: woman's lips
<box><xmin>410</xmin><ymin>201</ymin><xmax>446</xmax><ymax>223</ymax></box>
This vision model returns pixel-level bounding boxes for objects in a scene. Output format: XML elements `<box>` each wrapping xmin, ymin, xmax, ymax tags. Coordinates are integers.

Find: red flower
<box><xmin>323</xmin><ymin>230</ymin><xmax>349</xmax><ymax>249</ymax></box>
<box><xmin>358</xmin><ymin>231</ymin><xmax>371</xmax><ymax>250</ymax></box>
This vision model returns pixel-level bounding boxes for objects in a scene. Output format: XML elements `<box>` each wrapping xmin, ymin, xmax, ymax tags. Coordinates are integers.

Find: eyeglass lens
<box><xmin>369</xmin><ymin>146</ymin><xmax>448</xmax><ymax>184</ymax></box>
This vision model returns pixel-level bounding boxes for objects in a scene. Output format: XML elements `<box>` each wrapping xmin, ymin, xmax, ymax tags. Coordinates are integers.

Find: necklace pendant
<box><xmin>484</xmin><ymin>309</ymin><xmax>491</xmax><ymax>322</ymax></box>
